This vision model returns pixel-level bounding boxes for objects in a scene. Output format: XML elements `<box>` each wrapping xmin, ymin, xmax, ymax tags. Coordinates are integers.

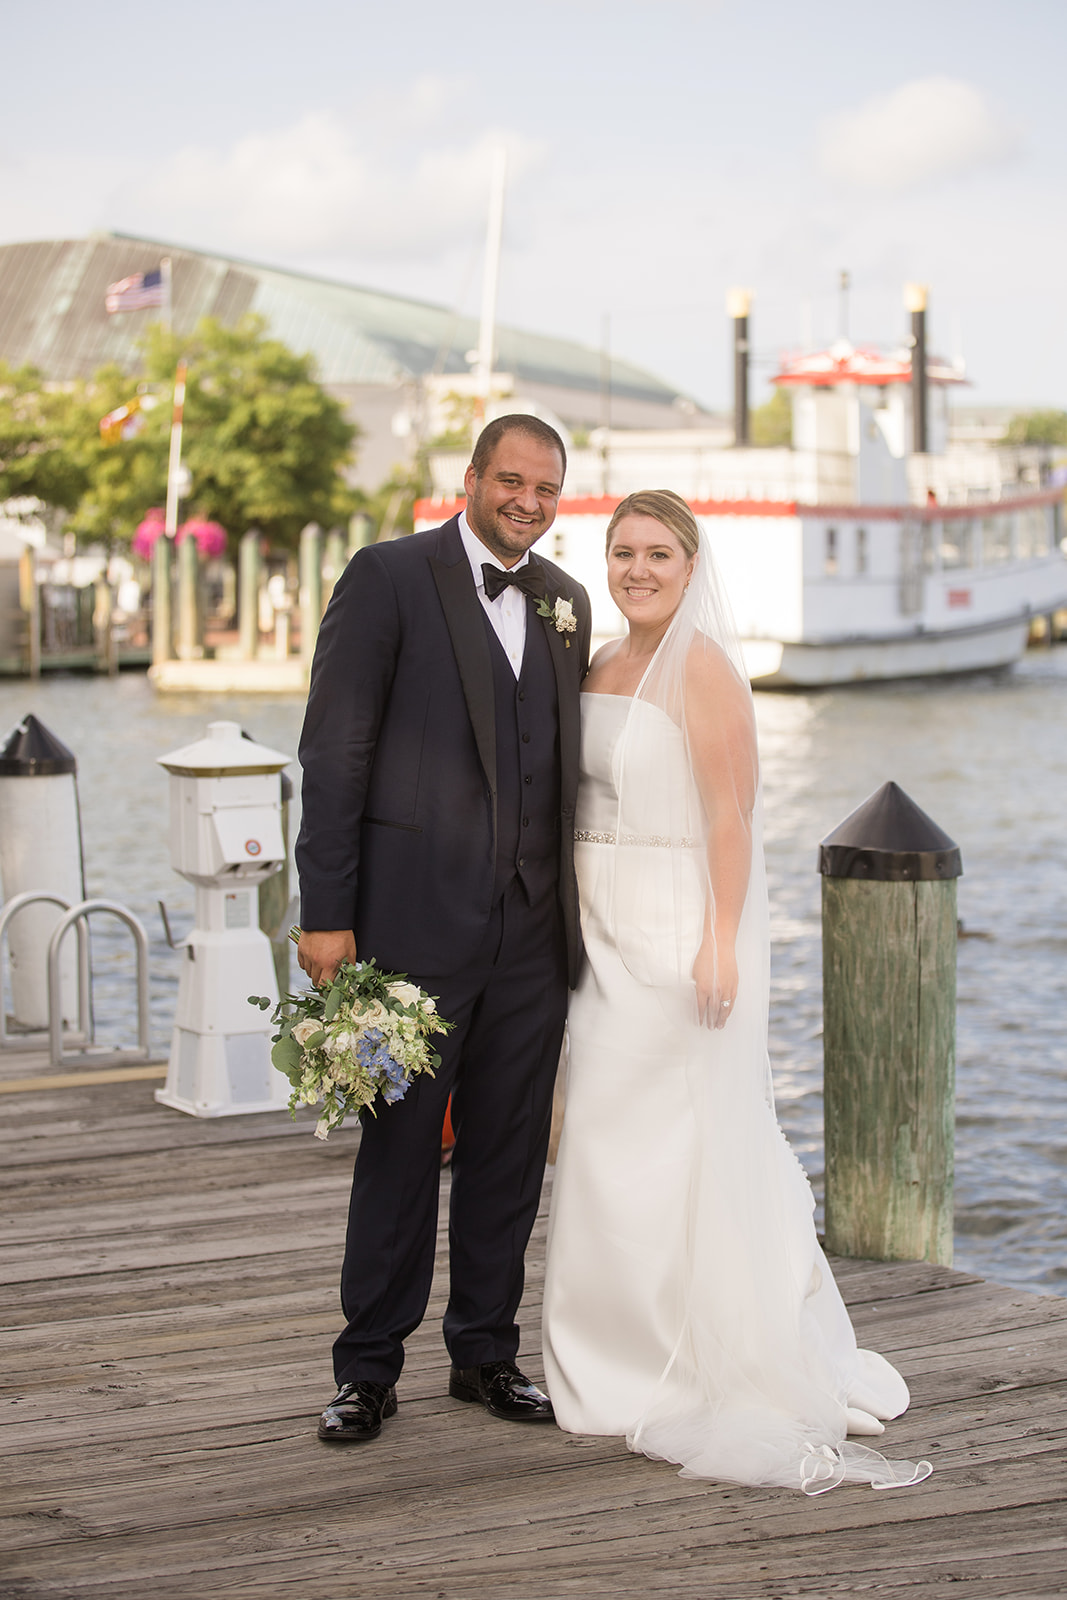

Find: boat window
<box><xmin>899</xmin><ymin>523</ymin><xmax>924</xmax><ymax>615</ymax></box>
<box><xmin>981</xmin><ymin>516</ymin><xmax>1012</xmax><ymax>564</ymax></box>
<box><xmin>855</xmin><ymin>527</ymin><xmax>868</xmax><ymax>575</ymax></box>
<box><xmin>940</xmin><ymin>521</ymin><xmax>969</xmax><ymax>569</ymax></box>
<box><xmin>1016</xmin><ymin>508</ymin><xmax>1050</xmax><ymax>559</ymax></box>
<box><xmin>824</xmin><ymin>526</ymin><xmax>838</xmax><ymax>576</ymax></box>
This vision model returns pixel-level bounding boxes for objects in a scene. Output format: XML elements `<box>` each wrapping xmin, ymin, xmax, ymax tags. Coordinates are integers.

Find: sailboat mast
<box><xmin>473</xmin><ymin>148</ymin><xmax>507</xmax><ymax>440</ymax></box>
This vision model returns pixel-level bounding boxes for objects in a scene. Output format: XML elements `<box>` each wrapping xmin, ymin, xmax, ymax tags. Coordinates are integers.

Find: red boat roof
<box><xmin>773</xmin><ymin>343</ymin><xmax>967</xmax><ymax>389</ymax></box>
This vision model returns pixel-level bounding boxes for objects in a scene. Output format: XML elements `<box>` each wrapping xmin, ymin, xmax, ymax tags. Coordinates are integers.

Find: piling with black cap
<box><xmin>819</xmin><ymin>781</ymin><xmax>961</xmax><ymax>1265</ymax></box>
<box><xmin>0</xmin><ymin>715</ymin><xmax>84</xmax><ymax>1029</ymax></box>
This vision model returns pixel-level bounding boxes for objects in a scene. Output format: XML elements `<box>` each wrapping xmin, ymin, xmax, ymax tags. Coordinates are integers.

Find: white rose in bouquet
<box><xmin>324</xmin><ymin>1029</ymin><xmax>355</xmax><ymax>1059</ymax></box>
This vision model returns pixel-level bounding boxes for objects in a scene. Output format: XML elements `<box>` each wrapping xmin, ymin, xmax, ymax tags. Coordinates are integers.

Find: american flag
<box><xmin>105</xmin><ymin>268</ymin><xmax>165</xmax><ymax>315</ymax></box>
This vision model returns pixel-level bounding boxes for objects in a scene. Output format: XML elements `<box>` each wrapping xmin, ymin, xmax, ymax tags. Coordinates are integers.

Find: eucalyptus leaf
<box><xmin>271</xmin><ymin>1035</ymin><xmax>303</xmax><ymax>1079</ymax></box>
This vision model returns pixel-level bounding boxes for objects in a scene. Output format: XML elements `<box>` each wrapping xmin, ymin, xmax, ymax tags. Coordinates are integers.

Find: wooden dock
<box><xmin>2</xmin><ymin>1055</ymin><xmax>1066</xmax><ymax>1599</ymax></box>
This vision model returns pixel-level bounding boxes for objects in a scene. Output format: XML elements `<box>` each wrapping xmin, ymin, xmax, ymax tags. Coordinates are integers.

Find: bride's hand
<box><xmin>693</xmin><ymin>938</ymin><xmax>739</xmax><ymax>1030</ymax></box>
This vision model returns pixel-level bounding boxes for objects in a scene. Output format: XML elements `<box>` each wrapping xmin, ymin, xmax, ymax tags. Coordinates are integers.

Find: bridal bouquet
<box><xmin>249</xmin><ymin>932</ymin><xmax>451</xmax><ymax>1140</ymax></box>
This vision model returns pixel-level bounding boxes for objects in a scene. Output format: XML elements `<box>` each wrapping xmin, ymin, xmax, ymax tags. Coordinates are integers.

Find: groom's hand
<box><xmin>298</xmin><ymin>929</ymin><xmax>357</xmax><ymax>988</ymax></box>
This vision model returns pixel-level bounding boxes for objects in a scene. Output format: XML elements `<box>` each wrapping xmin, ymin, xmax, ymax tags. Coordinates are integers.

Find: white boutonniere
<box><xmin>537</xmin><ymin>594</ymin><xmax>577</xmax><ymax>644</ymax></box>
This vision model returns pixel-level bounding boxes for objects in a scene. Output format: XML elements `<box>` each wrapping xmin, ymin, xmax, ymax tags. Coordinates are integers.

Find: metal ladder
<box><xmin>0</xmin><ymin>891</ymin><xmax>151</xmax><ymax>1068</ymax></box>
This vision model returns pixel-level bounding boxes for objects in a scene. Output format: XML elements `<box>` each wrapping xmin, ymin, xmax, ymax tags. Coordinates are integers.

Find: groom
<box><xmin>295</xmin><ymin>413</ymin><xmax>591</xmax><ymax>1443</ymax></box>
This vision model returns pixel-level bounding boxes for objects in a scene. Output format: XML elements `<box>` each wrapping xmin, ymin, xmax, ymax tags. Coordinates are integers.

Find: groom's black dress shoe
<box><xmin>449</xmin><ymin>1360</ymin><xmax>555</xmax><ymax>1422</ymax></box>
<box><xmin>317</xmin><ymin>1380</ymin><xmax>397</xmax><ymax>1443</ymax></box>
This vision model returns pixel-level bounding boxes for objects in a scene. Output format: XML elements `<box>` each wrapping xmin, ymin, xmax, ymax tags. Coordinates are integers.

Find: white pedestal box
<box><xmin>155</xmin><ymin>720</ymin><xmax>293</xmax><ymax>1118</ymax></box>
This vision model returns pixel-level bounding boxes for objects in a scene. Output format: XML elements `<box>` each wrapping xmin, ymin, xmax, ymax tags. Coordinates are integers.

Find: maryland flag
<box><xmin>99</xmin><ymin>396</ymin><xmax>145</xmax><ymax>444</ymax></box>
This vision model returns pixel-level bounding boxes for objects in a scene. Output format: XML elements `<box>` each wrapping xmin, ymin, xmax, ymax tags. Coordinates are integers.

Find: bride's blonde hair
<box><xmin>605</xmin><ymin>490</ymin><xmax>700</xmax><ymax>558</ymax></box>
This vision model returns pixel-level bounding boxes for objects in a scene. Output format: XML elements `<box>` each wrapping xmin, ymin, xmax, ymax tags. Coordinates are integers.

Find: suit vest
<box><xmin>482</xmin><ymin>607</ymin><xmax>561</xmax><ymax>905</ymax></box>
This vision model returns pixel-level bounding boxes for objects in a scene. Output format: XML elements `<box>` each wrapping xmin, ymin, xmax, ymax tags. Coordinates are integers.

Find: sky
<box><xmin>1</xmin><ymin>0</ymin><xmax>1064</xmax><ymax>412</ymax></box>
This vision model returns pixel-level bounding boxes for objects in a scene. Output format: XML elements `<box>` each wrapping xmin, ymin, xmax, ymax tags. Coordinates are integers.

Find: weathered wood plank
<box><xmin>2</xmin><ymin>1455</ymin><xmax>1064</xmax><ymax>1596</ymax></box>
<box><xmin>1</xmin><ymin>1074</ymin><xmax>1064</xmax><ymax>1600</ymax></box>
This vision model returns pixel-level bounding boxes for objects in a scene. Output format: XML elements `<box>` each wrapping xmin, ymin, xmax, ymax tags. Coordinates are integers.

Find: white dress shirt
<box><xmin>458</xmin><ymin>510</ymin><xmax>531</xmax><ymax>679</ymax></box>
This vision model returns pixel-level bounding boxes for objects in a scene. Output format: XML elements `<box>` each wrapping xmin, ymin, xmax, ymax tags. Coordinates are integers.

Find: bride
<box><xmin>542</xmin><ymin>490</ymin><xmax>931</xmax><ymax>1495</ymax></box>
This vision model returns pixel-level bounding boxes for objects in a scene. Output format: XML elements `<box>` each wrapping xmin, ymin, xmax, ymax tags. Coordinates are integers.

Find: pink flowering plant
<box><xmin>249</xmin><ymin>931</ymin><xmax>451</xmax><ymax>1140</ymax></box>
<box><xmin>131</xmin><ymin>512</ymin><xmax>227</xmax><ymax>562</ymax></box>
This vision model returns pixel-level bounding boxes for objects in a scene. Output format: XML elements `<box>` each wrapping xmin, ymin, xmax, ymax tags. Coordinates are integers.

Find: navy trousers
<box><xmin>332</xmin><ymin>877</ymin><xmax>567</xmax><ymax>1386</ymax></box>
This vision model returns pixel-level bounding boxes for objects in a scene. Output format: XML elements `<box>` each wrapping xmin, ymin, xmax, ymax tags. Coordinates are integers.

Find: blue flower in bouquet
<box><xmin>356</xmin><ymin>1029</ymin><xmax>385</xmax><ymax>1065</ymax></box>
<box><xmin>380</xmin><ymin>1054</ymin><xmax>409</xmax><ymax>1103</ymax></box>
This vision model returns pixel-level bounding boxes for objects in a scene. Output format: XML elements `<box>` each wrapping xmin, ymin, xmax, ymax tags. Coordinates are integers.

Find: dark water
<box><xmin>1</xmin><ymin>655</ymin><xmax>1064</xmax><ymax>1297</ymax></box>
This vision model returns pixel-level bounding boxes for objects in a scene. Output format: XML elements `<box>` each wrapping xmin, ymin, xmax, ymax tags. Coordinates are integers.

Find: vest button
<box><xmin>518</xmin><ymin>690</ymin><xmax>526</xmax><ymax>702</ymax></box>
<box><xmin>517</xmin><ymin>857</ymin><xmax>526</xmax><ymax>867</ymax></box>
<box><xmin>525</xmin><ymin>775</ymin><xmax>532</xmax><ymax>784</ymax></box>
<box><xmin>521</xmin><ymin>732</ymin><xmax>530</xmax><ymax>743</ymax></box>
<box><xmin>522</xmin><ymin>817</ymin><xmax>529</xmax><ymax>827</ymax></box>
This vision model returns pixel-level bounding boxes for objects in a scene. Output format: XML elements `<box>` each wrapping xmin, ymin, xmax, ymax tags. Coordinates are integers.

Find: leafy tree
<box><xmin>144</xmin><ymin>316</ymin><xmax>359</xmax><ymax>549</ymax></box>
<box><xmin>750</xmin><ymin>387</ymin><xmax>793</xmax><ymax>448</ymax></box>
<box><xmin>4</xmin><ymin>318</ymin><xmax>361</xmax><ymax>552</ymax></box>
<box><xmin>427</xmin><ymin>389</ymin><xmax>478</xmax><ymax>452</ymax></box>
<box><xmin>60</xmin><ymin>366</ymin><xmax>169</xmax><ymax>545</ymax></box>
<box><xmin>1004</xmin><ymin>409</ymin><xmax>1067</xmax><ymax>446</ymax></box>
<box><xmin>0</xmin><ymin>361</ymin><xmax>88</xmax><ymax>512</ymax></box>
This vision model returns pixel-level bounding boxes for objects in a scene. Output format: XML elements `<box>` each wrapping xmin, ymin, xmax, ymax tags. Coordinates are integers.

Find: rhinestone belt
<box><xmin>575</xmin><ymin>829</ymin><xmax>697</xmax><ymax>848</ymax></box>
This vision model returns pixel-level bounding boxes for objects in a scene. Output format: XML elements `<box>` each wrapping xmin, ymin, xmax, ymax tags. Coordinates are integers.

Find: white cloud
<box><xmin>113</xmin><ymin>92</ymin><xmax>545</xmax><ymax>263</ymax></box>
<box><xmin>818</xmin><ymin>77</ymin><xmax>1021</xmax><ymax>191</ymax></box>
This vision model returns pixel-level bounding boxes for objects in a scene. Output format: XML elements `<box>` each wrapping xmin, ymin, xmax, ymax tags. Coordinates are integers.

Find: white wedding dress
<box><xmin>542</xmin><ymin>692</ymin><xmax>932</xmax><ymax>1494</ymax></box>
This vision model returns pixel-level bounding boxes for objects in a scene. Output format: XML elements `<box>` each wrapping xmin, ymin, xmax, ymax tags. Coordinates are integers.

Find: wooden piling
<box><xmin>820</xmin><ymin>781</ymin><xmax>962</xmax><ymax>1265</ymax></box>
<box><xmin>176</xmin><ymin>533</ymin><xmax>202</xmax><ymax>660</ymax></box>
<box><xmin>151</xmin><ymin>534</ymin><xmax>172</xmax><ymax>666</ymax></box>
<box><xmin>18</xmin><ymin>545</ymin><xmax>41</xmax><ymax>679</ymax></box>
<box><xmin>323</xmin><ymin>527</ymin><xmax>347</xmax><ymax>611</ymax></box>
<box><xmin>238</xmin><ymin>530</ymin><xmax>260</xmax><ymax>661</ymax></box>
<box><xmin>299</xmin><ymin>522</ymin><xmax>323</xmax><ymax>664</ymax></box>
<box><xmin>348</xmin><ymin>510</ymin><xmax>374</xmax><ymax>554</ymax></box>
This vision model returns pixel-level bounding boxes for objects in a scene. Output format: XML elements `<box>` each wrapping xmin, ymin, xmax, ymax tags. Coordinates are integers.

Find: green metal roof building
<box><xmin>0</xmin><ymin>232</ymin><xmax>701</xmax><ymax>487</ymax></box>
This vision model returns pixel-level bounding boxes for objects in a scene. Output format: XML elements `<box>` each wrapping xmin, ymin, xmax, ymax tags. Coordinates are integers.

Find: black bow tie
<box><xmin>482</xmin><ymin>563</ymin><xmax>546</xmax><ymax>603</ymax></box>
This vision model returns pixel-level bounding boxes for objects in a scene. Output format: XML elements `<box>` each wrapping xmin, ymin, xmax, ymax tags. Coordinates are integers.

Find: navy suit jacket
<box><xmin>296</xmin><ymin>517</ymin><xmax>592</xmax><ymax>986</ymax></box>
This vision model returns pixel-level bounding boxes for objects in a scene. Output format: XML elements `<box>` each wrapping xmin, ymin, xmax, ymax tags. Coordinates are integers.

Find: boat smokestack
<box><xmin>905</xmin><ymin>283</ymin><xmax>929</xmax><ymax>454</ymax></box>
<box><xmin>727</xmin><ymin>287</ymin><xmax>752</xmax><ymax>447</ymax></box>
